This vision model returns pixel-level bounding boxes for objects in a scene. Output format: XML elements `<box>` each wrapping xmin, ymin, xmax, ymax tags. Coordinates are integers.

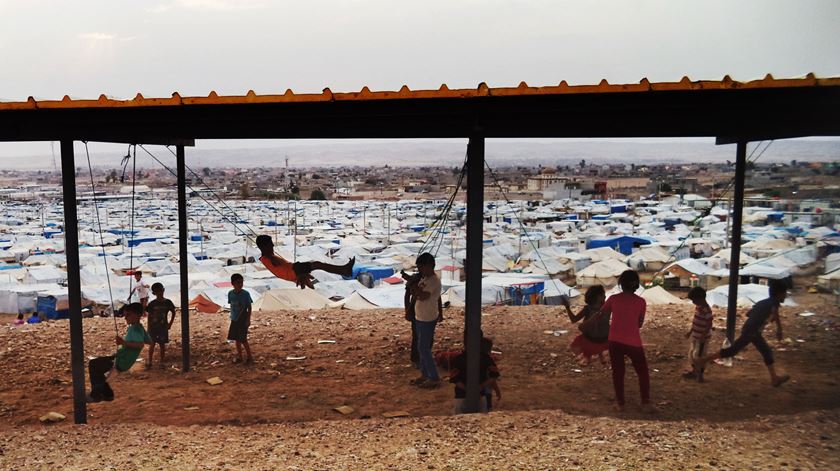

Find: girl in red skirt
<box><xmin>561</xmin><ymin>285</ymin><xmax>609</xmax><ymax>366</ymax></box>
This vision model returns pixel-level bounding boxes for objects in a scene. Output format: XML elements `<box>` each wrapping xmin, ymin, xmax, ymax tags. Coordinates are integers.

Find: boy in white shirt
<box><xmin>409</xmin><ymin>252</ymin><xmax>443</xmax><ymax>389</ymax></box>
<box><xmin>128</xmin><ymin>271</ymin><xmax>150</xmax><ymax>311</ymax></box>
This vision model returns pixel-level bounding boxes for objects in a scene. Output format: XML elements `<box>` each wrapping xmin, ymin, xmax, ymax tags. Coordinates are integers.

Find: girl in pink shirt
<box><xmin>600</xmin><ymin>270</ymin><xmax>651</xmax><ymax>412</ymax></box>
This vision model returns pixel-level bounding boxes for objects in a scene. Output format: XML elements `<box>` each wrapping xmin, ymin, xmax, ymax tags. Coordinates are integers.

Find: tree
<box><xmin>202</xmin><ymin>167</ymin><xmax>211</xmax><ymax>177</ymax></box>
<box><xmin>659</xmin><ymin>182</ymin><xmax>673</xmax><ymax>193</ymax></box>
<box><xmin>579</xmin><ymin>159</ymin><xmax>586</xmax><ymax>169</ymax></box>
<box><xmin>310</xmin><ymin>189</ymin><xmax>326</xmax><ymax>200</ymax></box>
<box><xmin>239</xmin><ymin>182</ymin><xmax>251</xmax><ymax>199</ymax></box>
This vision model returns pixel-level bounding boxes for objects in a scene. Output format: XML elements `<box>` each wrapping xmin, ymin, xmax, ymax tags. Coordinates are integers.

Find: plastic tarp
<box><xmin>739</xmin><ymin>263</ymin><xmax>791</xmax><ymax>280</ymax></box>
<box><xmin>314</xmin><ymin>280</ymin><xmax>368</xmax><ymax>300</ymax></box>
<box><xmin>346</xmin><ymin>285</ymin><xmax>406</xmax><ymax>308</ymax></box>
<box><xmin>587</xmin><ymin>236</ymin><xmax>652</xmax><ymax>255</ymax></box>
<box><xmin>583</xmin><ymin>247</ymin><xmax>628</xmax><ymax>263</ymax></box>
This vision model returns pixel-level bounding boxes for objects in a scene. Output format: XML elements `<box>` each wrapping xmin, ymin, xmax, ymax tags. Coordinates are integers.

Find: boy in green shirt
<box><xmin>87</xmin><ymin>302</ymin><xmax>150</xmax><ymax>402</ymax></box>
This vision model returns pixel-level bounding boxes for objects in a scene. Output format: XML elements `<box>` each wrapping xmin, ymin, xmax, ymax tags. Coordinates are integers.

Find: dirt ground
<box><xmin>0</xmin><ymin>287</ymin><xmax>838</xmax><ymax>470</ymax></box>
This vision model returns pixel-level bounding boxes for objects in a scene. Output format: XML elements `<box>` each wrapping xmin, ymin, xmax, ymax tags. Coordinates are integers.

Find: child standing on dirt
<box><xmin>86</xmin><ymin>302</ymin><xmax>150</xmax><ymax>402</ymax></box>
<box><xmin>128</xmin><ymin>271</ymin><xmax>150</xmax><ymax>311</ymax></box>
<box><xmin>227</xmin><ymin>273</ymin><xmax>254</xmax><ymax>364</ymax></box>
<box><xmin>561</xmin><ymin>285</ymin><xmax>609</xmax><ymax>366</ymax></box>
<box><xmin>410</xmin><ymin>252</ymin><xmax>443</xmax><ymax>389</ymax></box>
<box><xmin>694</xmin><ymin>279</ymin><xmax>791</xmax><ymax>387</ymax></box>
<box><xmin>600</xmin><ymin>270</ymin><xmax>652</xmax><ymax>412</ymax></box>
<box><xmin>145</xmin><ymin>283</ymin><xmax>177</xmax><ymax>368</ymax></box>
<box><xmin>683</xmin><ymin>287</ymin><xmax>713</xmax><ymax>382</ymax></box>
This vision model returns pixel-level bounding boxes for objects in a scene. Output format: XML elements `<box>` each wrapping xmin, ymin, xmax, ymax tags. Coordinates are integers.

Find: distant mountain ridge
<box><xmin>4</xmin><ymin>139</ymin><xmax>838</xmax><ymax>169</ymax></box>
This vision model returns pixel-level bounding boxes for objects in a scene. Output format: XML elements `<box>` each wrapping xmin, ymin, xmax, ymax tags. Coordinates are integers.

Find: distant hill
<box><xmin>2</xmin><ymin>139</ymin><xmax>838</xmax><ymax>169</ymax></box>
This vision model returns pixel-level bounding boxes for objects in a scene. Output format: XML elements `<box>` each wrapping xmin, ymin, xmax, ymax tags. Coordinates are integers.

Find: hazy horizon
<box><xmin>1</xmin><ymin>138</ymin><xmax>837</xmax><ymax>171</ymax></box>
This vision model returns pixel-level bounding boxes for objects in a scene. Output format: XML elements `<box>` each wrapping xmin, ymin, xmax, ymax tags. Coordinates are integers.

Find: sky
<box><xmin>1</xmin><ymin>0</ymin><xmax>839</xmax><ymax>164</ymax></box>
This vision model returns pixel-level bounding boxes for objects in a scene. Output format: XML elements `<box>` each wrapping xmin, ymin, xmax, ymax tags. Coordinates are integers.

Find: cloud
<box><xmin>77</xmin><ymin>32</ymin><xmax>136</xmax><ymax>42</ymax></box>
<box><xmin>147</xmin><ymin>0</ymin><xmax>265</xmax><ymax>13</ymax></box>
<box><xmin>78</xmin><ymin>32</ymin><xmax>116</xmax><ymax>41</ymax></box>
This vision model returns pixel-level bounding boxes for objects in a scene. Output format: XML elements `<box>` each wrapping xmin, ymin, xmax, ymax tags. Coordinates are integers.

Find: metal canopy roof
<box><xmin>2</xmin><ymin>74</ymin><xmax>839</xmax><ymax>143</ymax></box>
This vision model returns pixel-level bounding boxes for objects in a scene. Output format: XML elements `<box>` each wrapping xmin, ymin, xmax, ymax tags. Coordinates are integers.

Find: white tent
<box><xmin>640</xmin><ymin>286</ymin><xmax>688</xmax><ymax>305</ymax></box>
<box><xmin>707</xmin><ymin>283</ymin><xmax>796</xmax><ymax>308</ymax></box>
<box><xmin>254</xmin><ymin>288</ymin><xmax>335</xmax><ymax>311</ymax></box>
<box><xmin>576</xmin><ymin>259</ymin><xmax>629</xmax><ymax>287</ymax></box>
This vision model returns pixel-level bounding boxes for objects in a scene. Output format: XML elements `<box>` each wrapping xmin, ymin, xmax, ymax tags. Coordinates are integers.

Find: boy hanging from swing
<box><xmin>255</xmin><ymin>235</ymin><xmax>355</xmax><ymax>289</ymax></box>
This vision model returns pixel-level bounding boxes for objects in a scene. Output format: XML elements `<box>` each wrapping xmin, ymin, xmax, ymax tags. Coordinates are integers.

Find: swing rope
<box><xmin>127</xmin><ymin>145</ymin><xmax>138</xmax><ymax>301</ymax></box>
<box><xmin>138</xmin><ymin>144</ymin><xmax>258</xmax><ymax>244</ymax></box>
<box><xmin>82</xmin><ymin>142</ymin><xmax>119</xmax><ymax>334</ymax></box>
<box><xmin>164</xmin><ymin>145</ymin><xmax>261</xmax><ymax>239</ymax></box>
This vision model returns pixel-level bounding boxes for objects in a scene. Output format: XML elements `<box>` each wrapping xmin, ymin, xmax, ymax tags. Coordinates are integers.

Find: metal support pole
<box><xmin>61</xmin><ymin>140</ymin><xmax>86</xmax><ymax>424</ymax></box>
<box><xmin>176</xmin><ymin>145</ymin><xmax>191</xmax><ymax>372</ymax></box>
<box><xmin>725</xmin><ymin>141</ymin><xmax>748</xmax><ymax>342</ymax></box>
<box><xmin>464</xmin><ymin>136</ymin><xmax>484</xmax><ymax>412</ymax></box>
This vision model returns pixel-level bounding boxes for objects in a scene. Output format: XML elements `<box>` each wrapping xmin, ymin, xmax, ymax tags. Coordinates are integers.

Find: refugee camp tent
<box><xmin>627</xmin><ymin>246</ymin><xmax>672</xmax><ymax>272</ymax></box>
<box><xmin>576</xmin><ymin>258</ymin><xmax>629</xmax><ymax>287</ymax></box>
<box><xmin>253</xmin><ymin>288</ymin><xmax>335</xmax><ymax>311</ymax></box>
<box><xmin>817</xmin><ymin>269</ymin><xmax>840</xmax><ymax>291</ymax></box>
<box><xmin>826</xmin><ymin>253</ymin><xmax>840</xmax><ymax>275</ymax></box>
<box><xmin>640</xmin><ymin>286</ymin><xmax>687</xmax><ymax>305</ymax></box>
<box><xmin>706</xmin><ymin>283</ymin><xmax>796</xmax><ymax>308</ymax></box>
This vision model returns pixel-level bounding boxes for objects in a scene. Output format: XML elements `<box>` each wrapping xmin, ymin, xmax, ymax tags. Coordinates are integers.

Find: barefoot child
<box><xmin>86</xmin><ymin>302</ymin><xmax>150</xmax><ymax>402</ymax></box>
<box><xmin>600</xmin><ymin>270</ymin><xmax>651</xmax><ymax>412</ymax></box>
<box><xmin>561</xmin><ymin>285</ymin><xmax>609</xmax><ymax>366</ymax></box>
<box><xmin>683</xmin><ymin>287</ymin><xmax>713</xmax><ymax>382</ymax></box>
<box><xmin>227</xmin><ymin>273</ymin><xmax>254</xmax><ymax>364</ymax></box>
<box><xmin>255</xmin><ymin>235</ymin><xmax>355</xmax><ymax>289</ymax></box>
<box><xmin>145</xmin><ymin>283</ymin><xmax>176</xmax><ymax>368</ymax></box>
<box><xmin>694</xmin><ymin>279</ymin><xmax>791</xmax><ymax>387</ymax></box>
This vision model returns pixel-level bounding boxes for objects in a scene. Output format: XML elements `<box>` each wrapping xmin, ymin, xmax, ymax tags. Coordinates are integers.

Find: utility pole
<box><xmin>386</xmin><ymin>203</ymin><xmax>390</xmax><ymax>246</ymax></box>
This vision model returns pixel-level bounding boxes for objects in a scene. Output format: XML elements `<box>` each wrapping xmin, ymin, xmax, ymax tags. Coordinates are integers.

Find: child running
<box><xmin>86</xmin><ymin>302</ymin><xmax>150</xmax><ymax>402</ymax></box>
<box><xmin>227</xmin><ymin>273</ymin><xmax>254</xmax><ymax>364</ymax></box>
<box><xmin>599</xmin><ymin>270</ymin><xmax>652</xmax><ymax>412</ymax></box>
<box><xmin>561</xmin><ymin>286</ymin><xmax>609</xmax><ymax>366</ymax></box>
<box><xmin>255</xmin><ymin>235</ymin><xmax>355</xmax><ymax>289</ymax></box>
<box><xmin>694</xmin><ymin>279</ymin><xmax>791</xmax><ymax>387</ymax></box>
<box><xmin>145</xmin><ymin>282</ymin><xmax>177</xmax><ymax>368</ymax></box>
<box><xmin>683</xmin><ymin>287</ymin><xmax>713</xmax><ymax>382</ymax></box>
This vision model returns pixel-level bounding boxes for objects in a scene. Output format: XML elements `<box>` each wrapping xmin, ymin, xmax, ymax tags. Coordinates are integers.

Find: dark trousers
<box><xmin>720</xmin><ymin>327</ymin><xmax>774</xmax><ymax>365</ymax></box>
<box><xmin>609</xmin><ymin>341</ymin><xmax>650</xmax><ymax>406</ymax></box>
<box><xmin>88</xmin><ymin>356</ymin><xmax>115</xmax><ymax>400</ymax></box>
<box><xmin>410</xmin><ymin>319</ymin><xmax>419</xmax><ymax>364</ymax></box>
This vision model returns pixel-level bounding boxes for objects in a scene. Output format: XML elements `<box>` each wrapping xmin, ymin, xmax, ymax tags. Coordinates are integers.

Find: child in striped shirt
<box><xmin>683</xmin><ymin>287</ymin><xmax>713</xmax><ymax>383</ymax></box>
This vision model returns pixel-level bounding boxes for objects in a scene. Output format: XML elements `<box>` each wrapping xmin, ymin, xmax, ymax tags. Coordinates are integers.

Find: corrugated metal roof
<box><xmin>1</xmin><ymin>74</ymin><xmax>838</xmax><ymax>111</ymax></box>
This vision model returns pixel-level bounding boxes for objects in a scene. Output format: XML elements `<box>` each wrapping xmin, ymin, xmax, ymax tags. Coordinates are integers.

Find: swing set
<box><xmin>0</xmin><ymin>76</ymin><xmax>837</xmax><ymax>425</ymax></box>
